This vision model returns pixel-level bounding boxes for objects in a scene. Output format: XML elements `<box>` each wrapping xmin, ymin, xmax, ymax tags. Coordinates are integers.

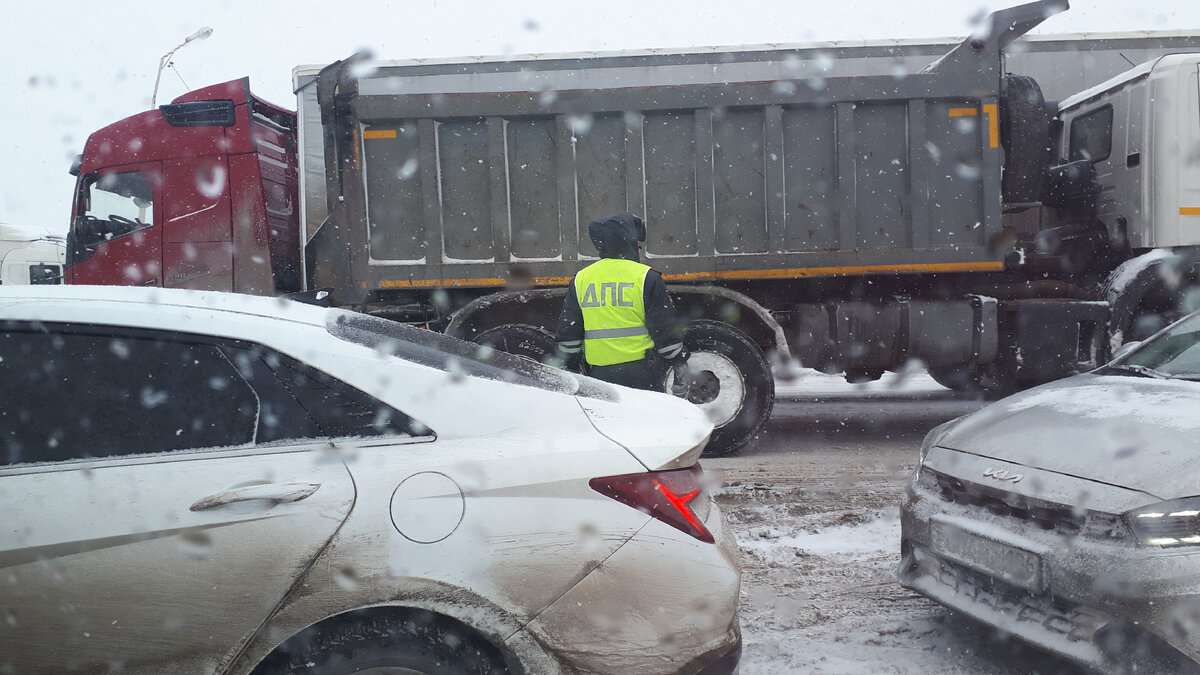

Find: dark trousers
<box><xmin>587</xmin><ymin>360</ymin><xmax>663</xmax><ymax>392</ymax></box>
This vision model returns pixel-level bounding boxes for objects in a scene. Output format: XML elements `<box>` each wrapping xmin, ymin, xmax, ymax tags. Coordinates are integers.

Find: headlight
<box><xmin>1126</xmin><ymin>497</ymin><xmax>1200</xmax><ymax>547</ymax></box>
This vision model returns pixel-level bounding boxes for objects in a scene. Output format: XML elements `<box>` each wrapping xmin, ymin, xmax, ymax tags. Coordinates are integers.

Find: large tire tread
<box><xmin>1000</xmin><ymin>74</ymin><xmax>1051</xmax><ymax>204</ymax></box>
<box><xmin>255</xmin><ymin>611</ymin><xmax>509</xmax><ymax>675</ymax></box>
<box><xmin>472</xmin><ymin>323</ymin><xmax>557</xmax><ymax>364</ymax></box>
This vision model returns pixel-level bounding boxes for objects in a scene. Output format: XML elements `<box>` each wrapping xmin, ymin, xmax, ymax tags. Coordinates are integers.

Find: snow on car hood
<box><xmin>575</xmin><ymin>388</ymin><xmax>714</xmax><ymax>471</ymax></box>
<box><xmin>937</xmin><ymin>373</ymin><xmax>1200</xmax><ymax>500</ymax></box>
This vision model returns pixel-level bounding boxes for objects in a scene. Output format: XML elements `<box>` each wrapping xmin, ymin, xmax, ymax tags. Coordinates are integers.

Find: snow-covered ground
<box><xmin>774</xmin><ymin>363</ymin><xmax>948</xmax><ymax>399</ymax></box>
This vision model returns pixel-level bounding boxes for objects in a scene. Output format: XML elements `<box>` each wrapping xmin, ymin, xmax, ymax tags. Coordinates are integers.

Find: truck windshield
<box><xmin>325</xmin><ymin>309</ymin><xmax>619</xmax><ymax>401</ymax></box>
<box><xmin>77</xmin><ymin>171</ymin><xmax>155</xmax><ymax>242</ymax></box>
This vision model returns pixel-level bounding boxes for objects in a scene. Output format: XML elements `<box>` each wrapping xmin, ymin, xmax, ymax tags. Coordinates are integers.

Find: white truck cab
<box><xmin>1056</xmin><ymin>54</ymin><xmax>1200</xmax><ymax>250</ymax></box>
<box><xmin>0</xmin><ymin>225</ymin><xmax>66</xmax><ymax>285</ymax></box>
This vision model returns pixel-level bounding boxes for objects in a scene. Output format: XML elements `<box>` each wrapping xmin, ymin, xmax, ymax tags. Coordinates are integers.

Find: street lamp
<box><xmin>150</xmin><ymin>26</ymin><xmax>213</xmax><ymax>108</ymax></box>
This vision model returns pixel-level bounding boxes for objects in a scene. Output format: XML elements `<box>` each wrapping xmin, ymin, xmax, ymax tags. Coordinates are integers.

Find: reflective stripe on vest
<box><xmin>575</xmin><ymin>258</ymin><xmax>654</xmax><ymax>366</ymax></box>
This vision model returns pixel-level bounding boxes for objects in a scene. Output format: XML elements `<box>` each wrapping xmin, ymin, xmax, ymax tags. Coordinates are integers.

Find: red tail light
<box><xmin>589</xmin><ymin>465</ymin><xmax>714</xmax><ymax>543</ymax></box>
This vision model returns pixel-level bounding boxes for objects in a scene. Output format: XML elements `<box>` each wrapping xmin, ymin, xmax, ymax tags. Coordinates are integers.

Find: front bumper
<box><xmin>899</xmin><ymin>462</ymin><xmax>1200</xmax><ymax>674</ymax></box>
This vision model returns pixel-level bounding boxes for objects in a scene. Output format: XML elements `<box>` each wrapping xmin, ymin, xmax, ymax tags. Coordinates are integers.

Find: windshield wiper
<box><xmin>1106</xmin><ymin>364</ymin><xmax>1171</xmax><ymax>379</ymax></box>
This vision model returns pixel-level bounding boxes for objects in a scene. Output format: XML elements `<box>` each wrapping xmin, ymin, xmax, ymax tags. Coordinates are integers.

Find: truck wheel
<box><xmin>671</xmin><ymin>320</ymin><xmax>774</xmax><ymax>457</ymax></box>
<box><xmin>1000</xmin><ymin>74</ymin><xmax>1051</xmax><ymax>203</ymax></box>
<box><xmin>927</xmin><ymin>366</ymin><xmax>985</xmax><ymax>393</ymax></box>
<box><xmin>928</xmin><ymin>363</ymin><xmax>1016</xmax><ymax>398</ymax></box>
<box><xmin>472</xmin><ymin>323</ymin><xmax>557</xmax><ymax>364</ymax></box>
<box><xmin>257</xmin><ymin>613</ymin><xmax>508</xmax><ymax>675</ymax></box>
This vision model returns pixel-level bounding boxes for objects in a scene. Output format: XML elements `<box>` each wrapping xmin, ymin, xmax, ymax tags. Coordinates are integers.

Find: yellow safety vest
<box><xmin>574</xmin><ymin>258</ymin><xmax>655</xmax><ymax>366</ymax></box>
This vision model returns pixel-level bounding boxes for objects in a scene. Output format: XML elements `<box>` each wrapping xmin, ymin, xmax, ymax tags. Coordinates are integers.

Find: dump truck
<box><xmin>64</xmin><ymin>0</ymin><xmax>1200</xmax><ymax>455</ymax></box>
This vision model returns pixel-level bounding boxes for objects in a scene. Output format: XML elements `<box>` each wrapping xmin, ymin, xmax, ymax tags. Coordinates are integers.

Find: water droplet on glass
<box><xmin>348</xmin><ymin>60</ymin><xmax>380</xmax><ymax>79</ymax></box>
<box><xmin>195</xmin><ymin>163</ymin><xmax>227</xmax><ymax>199</ymax></box>
<box><xmin>178</xmin><ymin>530</ymin><xmax>212</xmax><ymax>560</ymax></box>
<box><xmin>446</xmin><ymin>357</ymin><xmax>466</xmax><ymax>384</ymax></box>
<box><xmin>771</xmin><ymin>81</ymin><xmax>797</xmax><ymax>96</ymax></box>
<box><xmin>576</xmin><ymin>523</ymin><xmax>602</xmax><ymax>554</ymax></box>
<box><xmin>140</xmin><ymin>386</ymin><xmax>169</xmax><ymax>409</ymax></box>
<box><xmin>566</xmin><ymin>113</ymin><xmax>594</xmax><ymax>135</ymax></box>
<box><xmin>109</xmin><ymin>339</ymin><xmax>130</xmax><ymax>359</ymax></box>
<box><xmin>335</xmin><ymin>566</ymin><xmax>360</xmax><ymax>591</ymax></box>
<box><xmin>398</xmin><ymin>157</ymin><xmax>419</xmax><ymax>181</ymax></box>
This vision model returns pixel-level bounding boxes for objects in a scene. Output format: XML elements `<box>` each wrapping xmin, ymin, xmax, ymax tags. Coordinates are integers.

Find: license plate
<box><xmin>930</xmin><ymin>519</ymin><xmax>1044</xmax><ymax>593</ymax></box>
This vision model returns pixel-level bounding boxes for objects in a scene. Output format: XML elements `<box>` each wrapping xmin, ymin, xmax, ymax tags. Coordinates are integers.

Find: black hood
<box><xmin>588</xmin><ymin>213</ymin><xmax>645</xmax><ymax>261</ymax></box>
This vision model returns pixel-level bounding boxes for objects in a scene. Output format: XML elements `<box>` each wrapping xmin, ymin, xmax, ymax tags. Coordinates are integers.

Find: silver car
<box><xmin>900</xmin><ymin>308</ymin><xmax>1200</xmax><ymax>673</ymax></box>
<box><xmin>0</xmin><ymin>285</ymin><xmax>741</xmax><ymax>674</ymax></box>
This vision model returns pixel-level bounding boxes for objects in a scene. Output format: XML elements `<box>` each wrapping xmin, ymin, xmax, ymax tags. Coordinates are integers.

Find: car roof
<box><xmin>0</xmin><ymin>285</ymin><xmax>332</xmax><ymax>331</ymax></box>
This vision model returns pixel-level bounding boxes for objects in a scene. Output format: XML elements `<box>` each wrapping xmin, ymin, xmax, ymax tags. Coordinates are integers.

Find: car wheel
<box><xmin>264</xmin><ymin>614</ymin><xmax>508</xmax><ymax>675</ymax></box>
<box><xmin>472</xmin><ymin>323</ymin><xmax>557</xmax><ymax>364</ymax></box>
<box><xmin>672</xmin><ymin>320</ymin><xmax>774</xmax><ymax>458</ymax></box>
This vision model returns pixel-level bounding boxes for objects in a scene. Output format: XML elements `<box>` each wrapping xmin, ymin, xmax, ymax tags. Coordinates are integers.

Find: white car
<box><xmin>900</xmin><ymin>309</ymin><xmax>1200</xmax><ymax>673</ymax></box>
<box><xmin>0</xmin><ymin>285</ymin><xmax>741</xmax><ymax>674</ymax></box>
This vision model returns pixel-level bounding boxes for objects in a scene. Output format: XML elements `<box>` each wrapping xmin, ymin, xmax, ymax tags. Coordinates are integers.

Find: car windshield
<box><xmin>1109</xmin><ymin>311</ymin><xmax>1200</xmax><ymax>379</ymax></box>
<box><xmin>325</xmin><ymin>309</ymin><xmax>619</xmax><ymax>401</ymax></box>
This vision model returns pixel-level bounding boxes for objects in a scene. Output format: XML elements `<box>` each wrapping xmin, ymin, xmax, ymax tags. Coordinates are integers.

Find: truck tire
<box><xmin>1000</xmin><ymin>74</ymin><xmax>1051</xmax><ymax>203</ymax></box>
<box><xmin>927</xmin><ymin>366</ymin><xmax>985</xmax><ymax>393</ymax></box>
<box><xmin>472</xmin><ymin>323</ymin><xmax>557</xmax><ymax>364</ymax></box>
<box><xmin>928</xmin><ymin>363</ymin><xmax>1017</xmax><ymax>398</ymax></box>
<box><xmin>671</xmin><ymin>320</ymin><xmax>774</xmax><ymax>457</ymax></box>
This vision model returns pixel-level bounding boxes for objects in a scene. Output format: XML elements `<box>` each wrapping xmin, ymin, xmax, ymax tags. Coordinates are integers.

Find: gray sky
<box><xmin>3</xmin><ymin>0</ymin><xmax>1198</xmax><ymax>234</ymax></box>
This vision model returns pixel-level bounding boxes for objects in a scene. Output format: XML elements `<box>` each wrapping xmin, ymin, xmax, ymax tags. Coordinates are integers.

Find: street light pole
<box><xmin>150</xmin><ymin>26</ymin><xmax>213</xmax><ymax>109</ymax></box>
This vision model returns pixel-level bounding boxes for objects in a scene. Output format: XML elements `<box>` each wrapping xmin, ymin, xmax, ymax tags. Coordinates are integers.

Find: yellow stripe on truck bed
<box><xmin>376</xmin><ymin>261</ymin><xmax>1006</xmax><ymax>289</ymax></box>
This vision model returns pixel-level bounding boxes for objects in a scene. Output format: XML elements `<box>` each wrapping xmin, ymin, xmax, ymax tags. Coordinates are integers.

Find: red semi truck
<box><xmin>68</xmin><ymin>86</ymin><xmax>299</xmax><ymax>296</ymax></box>
<box><xmin>64</xmin><ymin>0</ymin><xmax>1200</xmax><ymax>455</ymax></box>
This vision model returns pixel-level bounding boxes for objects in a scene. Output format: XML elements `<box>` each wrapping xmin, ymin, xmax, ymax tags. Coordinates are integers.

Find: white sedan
<box><xmin>0</xmin><ymin>285</ymin><xmax>741</xmax><ymax>674</ymax></box>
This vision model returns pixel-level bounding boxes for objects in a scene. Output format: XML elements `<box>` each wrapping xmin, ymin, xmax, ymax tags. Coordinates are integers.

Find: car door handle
<box><xmin>189</xmin><ymin>482</ymin><xmax>321</xmax><ymax>511</ymax></box>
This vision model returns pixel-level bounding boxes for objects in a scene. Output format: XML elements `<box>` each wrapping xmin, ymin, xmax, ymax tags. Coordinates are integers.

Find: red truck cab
<box><xmin>66</xmin><ymin>79</ymin><xmax>300</xmax><ymax>295</ymax></box>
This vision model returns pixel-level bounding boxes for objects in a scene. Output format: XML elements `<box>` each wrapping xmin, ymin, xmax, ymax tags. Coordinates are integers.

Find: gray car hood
<box><xmin>938</xmin><ymin>373</ymin><xmax>1200</xmax><ymax>500</ymax></box>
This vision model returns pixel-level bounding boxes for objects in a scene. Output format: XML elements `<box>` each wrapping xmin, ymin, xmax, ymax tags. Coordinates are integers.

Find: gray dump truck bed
<box><xmin>297</xmin><ymin>12</ymin><xmax>1200</xmax><ymax>294</ymax></box>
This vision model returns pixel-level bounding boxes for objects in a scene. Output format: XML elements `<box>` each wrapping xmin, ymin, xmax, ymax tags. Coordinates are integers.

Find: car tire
<box><xmin>472</xmin><ymin>323</ymin><xmax>557</xmax><ymax>364</ymax></box>
<box><xmin>1000</xmin><ymin>74</ymin><xmax>1051</xmax><ymax>204</ymax></box>
<box><xmin>673</xmin><ymin>320</ymin><xmax>774</xmax><ymax>458</ymax></box>
<box><xmin>263</xmin><ymin>613</ymin><xmax>508</xmax><ymax>675</ymax></box>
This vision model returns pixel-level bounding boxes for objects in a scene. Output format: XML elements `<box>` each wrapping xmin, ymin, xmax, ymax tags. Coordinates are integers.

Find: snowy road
<box><xmin>706</xmin><ymin>372</ymin><xmax>1086</xmax><ymax>674</ymax></box>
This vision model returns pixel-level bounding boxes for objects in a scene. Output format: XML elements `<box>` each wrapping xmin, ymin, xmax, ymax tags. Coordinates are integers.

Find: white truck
<box><xmin>1048</xmin><ymin>54</ymin><xmax>1200</xmax><ymax>354</ymax></box>
<box><xmin>0</xmin><ymin>225</ymin><xmax>65</xmax><ymax>285</ymax></box>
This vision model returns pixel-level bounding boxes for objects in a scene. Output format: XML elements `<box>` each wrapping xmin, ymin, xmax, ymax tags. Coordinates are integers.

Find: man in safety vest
<box><xmin>556</xmin><ymin>212</ymin><xmax>690</xmax><ymax>394</ymax></box>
